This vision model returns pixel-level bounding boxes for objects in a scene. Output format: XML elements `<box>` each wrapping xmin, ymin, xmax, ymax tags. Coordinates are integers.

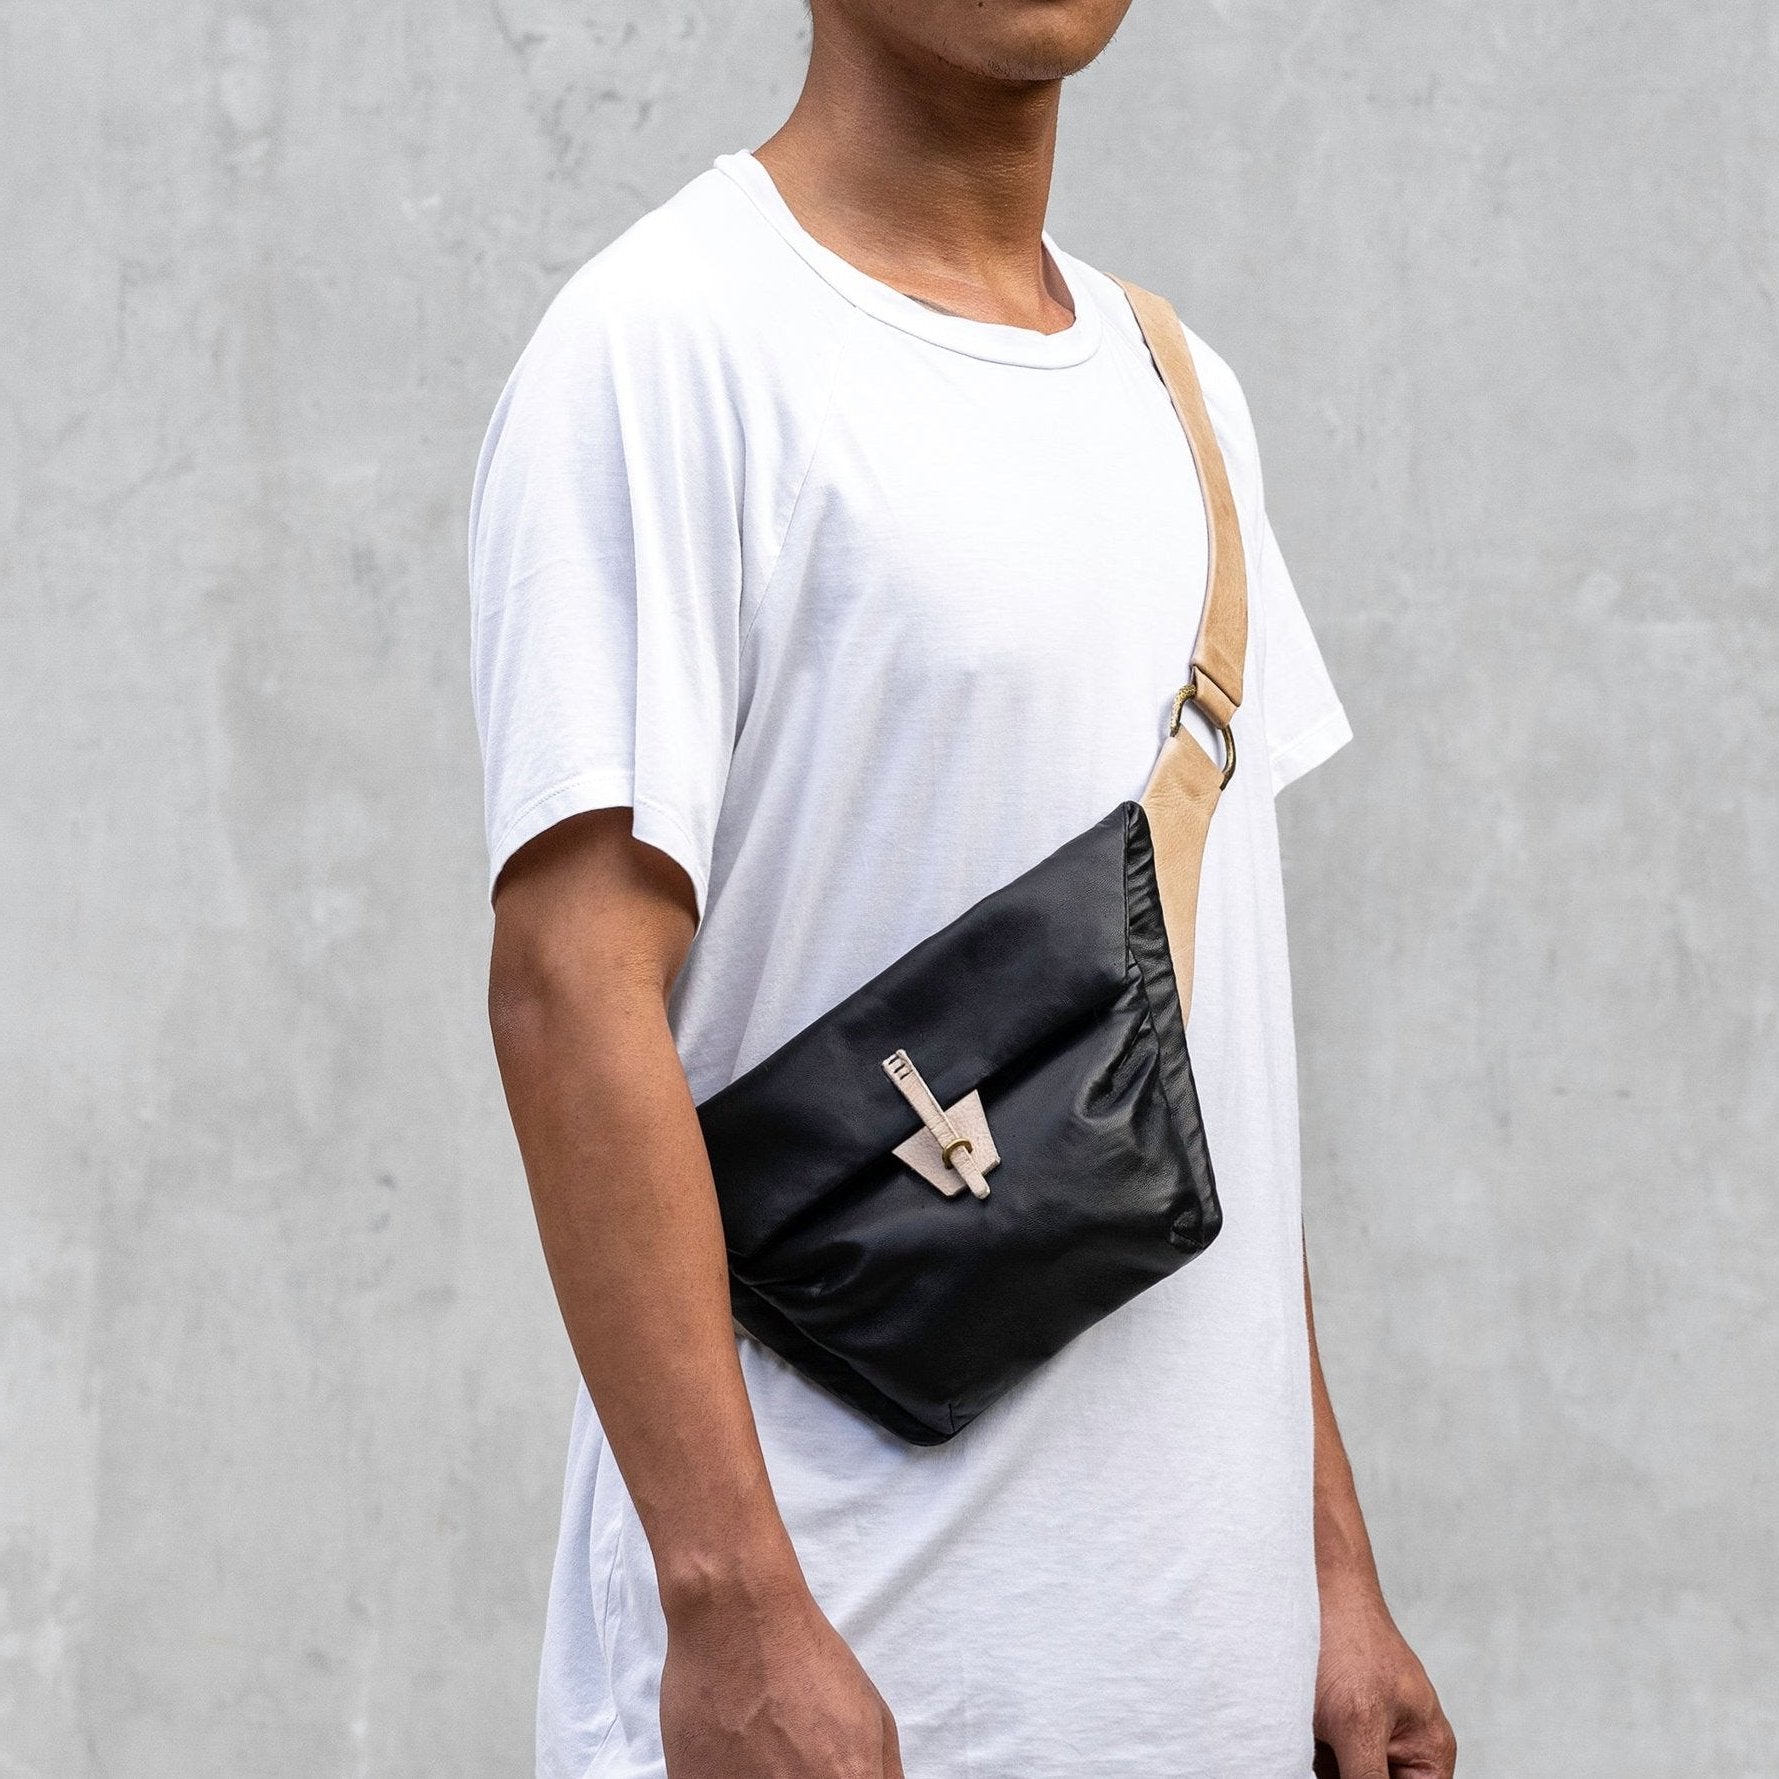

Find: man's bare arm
<box><xmin>1305</xmin><ymin>1246</ymin><xmax>1457</xmax><ymax>1779</ymax></box>
<box><xmin>488</xmin><ymin>810</ymin><xmax>902</xmax><ymax>1779</ymax></box>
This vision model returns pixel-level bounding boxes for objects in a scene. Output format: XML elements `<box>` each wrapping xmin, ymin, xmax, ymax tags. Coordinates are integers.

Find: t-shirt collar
<box><xmin>716</xmin><ymin>150</ymin><xmax>1104</xmax><ymax>370</ymax></box>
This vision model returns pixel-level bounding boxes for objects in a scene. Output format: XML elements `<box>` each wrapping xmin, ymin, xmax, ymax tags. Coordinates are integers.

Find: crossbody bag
<box><xmin>696</xmin><ymin>283</ymin><xmax>1247</xmax><ymax>1444</ymax></box>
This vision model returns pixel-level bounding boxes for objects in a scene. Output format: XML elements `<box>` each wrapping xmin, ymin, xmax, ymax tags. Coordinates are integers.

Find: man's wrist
<box><xmin>654</xmin><ymin>1520</ymin><xmax>809</xmax><ymax>1629</ymax></box>
<box><xmin>1315</xmin><ymin>1546</ymin><xmax>1389</xmax><ymax>1615</ymax></box>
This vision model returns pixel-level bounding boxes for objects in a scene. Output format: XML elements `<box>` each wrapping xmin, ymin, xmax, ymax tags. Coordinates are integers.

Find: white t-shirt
<box><xmin>470</xmin><ymin>151</ymin><xmax>1352</xmax><ymax>1779</ymax></box>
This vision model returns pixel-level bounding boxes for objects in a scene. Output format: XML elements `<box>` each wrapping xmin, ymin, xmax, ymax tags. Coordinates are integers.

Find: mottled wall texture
<box><xmin>2</xmin><ymin>1</ymin><xmax>1772</xmax><ymax>1773</ymax></box>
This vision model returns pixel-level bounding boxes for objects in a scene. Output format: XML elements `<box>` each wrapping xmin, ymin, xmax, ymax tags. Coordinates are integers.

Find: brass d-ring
<box><xmin>940</xmin><ymin>1136</ymin><xmax>974</xmax><ymax>1168</ymax></box>
<box><xmin>1168</xmin><ymin>675</ymin><xmax>1238</xmax><ymax>790</ymax></box>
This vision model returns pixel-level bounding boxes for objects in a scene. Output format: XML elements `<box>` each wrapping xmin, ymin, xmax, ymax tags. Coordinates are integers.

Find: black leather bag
<box><xmin>697</xmin><ymin>284</ymin><xmax>1249</xmax><ymax>1445</ymax></box>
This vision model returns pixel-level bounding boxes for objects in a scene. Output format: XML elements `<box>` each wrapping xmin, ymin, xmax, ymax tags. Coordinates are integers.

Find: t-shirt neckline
<box><xmin>715</xmin><ymin>150</ymin><xmax>1103</xmax><ymax>370</ymax></box>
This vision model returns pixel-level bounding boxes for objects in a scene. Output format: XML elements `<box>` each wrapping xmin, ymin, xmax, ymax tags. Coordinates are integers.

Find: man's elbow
<box><xmin>486</xmin><ymin>911</ymin><xmax>671</xmax><ymax>1072</ymax></box>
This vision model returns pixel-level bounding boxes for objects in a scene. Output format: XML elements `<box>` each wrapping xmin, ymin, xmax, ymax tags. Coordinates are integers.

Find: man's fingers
<box><xmin>1319</xmin><ymin>1690</ymin><xmax>1456</xmax><ymax>1779</ymax></box>
<box><xmin>1391</xmin><ymin>1711</ymin><xmax>1459</xmax><ymax>1778</ymax></box>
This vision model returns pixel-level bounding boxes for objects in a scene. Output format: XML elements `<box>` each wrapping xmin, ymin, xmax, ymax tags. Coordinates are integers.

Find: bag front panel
<box><xmin>737</xmin><ymin>963</ymin><xmax>1215</xmax><ymax>1438</ymax></box>
<box><xmin>707</xmin><ymin>801</ymin><xmax>1221</xmax><ymax>1442</ymax></box>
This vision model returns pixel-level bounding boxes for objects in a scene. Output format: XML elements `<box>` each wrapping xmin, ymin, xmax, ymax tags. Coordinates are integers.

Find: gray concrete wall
<box><xmin>2</xmin><ymin>1</ymin><xmax>1772</xmax><ymax>1772</ymax></box>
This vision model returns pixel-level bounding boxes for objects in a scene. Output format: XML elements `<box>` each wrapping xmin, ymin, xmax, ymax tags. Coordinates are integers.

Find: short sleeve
<box><xmin>1255</xmin><ymin>510</ymin><xmax>1352</xmax><ymax>795</ymax></box>
<box><xmin>467</xmin><ymin>271</ymin><xmax>745</xmax><ymax>913</ymax></box>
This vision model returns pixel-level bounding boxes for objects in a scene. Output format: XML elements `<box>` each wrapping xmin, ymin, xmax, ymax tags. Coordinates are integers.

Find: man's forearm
<box><xmin>1305</xmin><ymin>1246</ymin><xmax>1384</xmax><ymax>1601</ymax></box>
<box><xmin>488</xmin><ymin>826</ymin><xmax>802</xmax><ymax>1615</ymax></box>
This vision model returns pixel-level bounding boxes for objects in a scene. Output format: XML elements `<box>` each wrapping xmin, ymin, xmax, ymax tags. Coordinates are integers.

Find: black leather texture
<box><xmin>697</xmin><ymin>801</ymin><xmax>1222</xmax><ymax>1445</ymax></box>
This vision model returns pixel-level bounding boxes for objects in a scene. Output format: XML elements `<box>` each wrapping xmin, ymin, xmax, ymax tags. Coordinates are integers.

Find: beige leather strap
<box><xmin>1117</xmin><ymin>279</ymin><xmax>1248</xmax><ymax>724</ymax></box>
<box><xmin>1116</xmin><ymin>279</ymin><xmax>1250</xmax><ymax>1020</ymax></box>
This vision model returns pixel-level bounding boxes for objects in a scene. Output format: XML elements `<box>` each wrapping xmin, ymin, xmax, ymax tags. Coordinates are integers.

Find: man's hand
<box><xmin>1313</xmin><ymin>1574</ymin><xmax>1456</xmax><ymax>1779</ymax></box>
<box><xmin>661</xmin><ymin>1574</ymin><xmax>903</xmax><ymax>1778</ymax></box>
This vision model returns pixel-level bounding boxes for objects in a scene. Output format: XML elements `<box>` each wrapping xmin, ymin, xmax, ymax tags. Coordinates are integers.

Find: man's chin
<box><xmin>936</xmin><ymin>31</ymin><xmax>1120</xmax><ymax>85</ymax></box>
<box><xmin>886</xmin><ymin>0</ymin><xmax>1133</xmax><ymax>86</ymax></box>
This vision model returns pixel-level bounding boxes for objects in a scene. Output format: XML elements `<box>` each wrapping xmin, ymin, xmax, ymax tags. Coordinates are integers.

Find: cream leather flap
<box><xmin>892</xmin><ymin>1090</ymin><xmax>1001</xmax><ymax>1198</ymax></box>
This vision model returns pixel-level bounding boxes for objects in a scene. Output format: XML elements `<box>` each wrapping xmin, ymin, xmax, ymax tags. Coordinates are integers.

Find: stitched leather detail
<box><xmin>891</xmin><ymin>1089</ymin><xmax>1001</xmax><ymax>1198</ymax></box>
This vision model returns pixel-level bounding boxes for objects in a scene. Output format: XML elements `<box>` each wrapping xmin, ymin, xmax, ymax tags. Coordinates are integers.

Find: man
<box><xmin>470</xmin><ymin>2</ymin><xmax>1456</xmax><ymax>1774</ymax></box>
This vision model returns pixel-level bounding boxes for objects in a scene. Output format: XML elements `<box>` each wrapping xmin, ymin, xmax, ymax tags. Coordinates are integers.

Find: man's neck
<box><xmin>754</xmin><ymin>19</ymin><xmax>1074</xmax><ymax>334</ymax></box>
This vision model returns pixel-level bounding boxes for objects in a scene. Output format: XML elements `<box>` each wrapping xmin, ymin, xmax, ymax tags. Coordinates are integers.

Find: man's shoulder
<box><xmin>1066</xmin><ymin>254</ymin><xmax>1262</xmax><ymax>490</ymax></box>
<box><xmin>527</xmin><ymin>165</ymin><xmax>844</xmax><ymax>376</ymax></box>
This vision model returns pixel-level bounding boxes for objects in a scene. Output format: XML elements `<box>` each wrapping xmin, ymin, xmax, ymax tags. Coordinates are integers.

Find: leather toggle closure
<box><xmin>882</xmin><ymin>1049</ymin><xmax>998</xmax><ymax>1199</ymax></box>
